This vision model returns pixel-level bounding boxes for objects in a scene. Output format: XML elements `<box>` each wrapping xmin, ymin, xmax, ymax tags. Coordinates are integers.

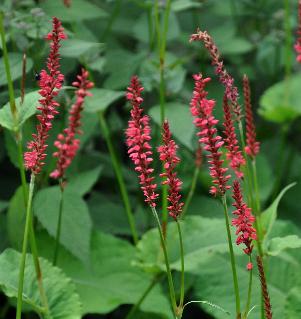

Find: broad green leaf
<box><xmin>171</xmin><ymin>0</ymin><xmax>201</xmax><ymax>11</ymax></box>
<box><xmin>149</xmin><ymin>103</ymin><xmax>194</xmax><ymax>150</ymax></box>
<box><xmin>84</xmin><ymin>88</ymin><xmax>124</xmax><ymax>113</ymax></box>
<box><xmin>259</xmin><ymin>75</ymin><xmax>301</xmax><ymax>123</ymax></box>
<box><xmin>41</xmin><ymin>0</ymin><xmax>108</xmax><ymax>22</ymax></box>
<box><xmin>0</xmin><ymin>248</ymin><xmax>82</xmax><ymax>319</ymax></box>
<box><xmin>0</xmin><ymin>53</ymin><xmax>33</xmax><ymax>86</ymax></box>
<box><xmin>34</xmin><ymin>186</ymin><xmax>92</xmax><ymax>263</ymax></box>
<box><xmin>136</xmin><ymin>217</ymin><xmax>233</xmax><ymax>274</ymax></box>
<box><xmin>260</xmin><ymin>183</ymin><xmax>296</xmax><ymax>241</ymax></box>
<box><xmin>60</xmin><ymin>39</ymin><xmax>104</xmax><ymax>58</ymax></box>
<box><xmin>67</xmin><ymin>166</ymin><xmax>102</xmax><ymax>196</ymax></box>
<box><xmin>37</xmin><ymin>230</ymin><xmax>172</xmax><ymax>317</ymax></box>
<box><xmin>0</xmin><ymin>213</ymin><xmax>8</xmax><ymax>253</ymax></box>
<box><xmin>285</xmin><ymin>288</ymin><xmax>301</xmax><ymax>318</ymax></box>
<box><xmin>7</xmin><ymin>186</ymin><xmax>26</xmax><ymax>250</ymax></box>
<box><xmin>267</xmin><ymin>235</ymin><xmax>301</xmax><ymax>256</ymax></box>
<box><xmin>0</xmin><ymin>90</ymin><xmax>40</xmax><ymax>131</ymax></box>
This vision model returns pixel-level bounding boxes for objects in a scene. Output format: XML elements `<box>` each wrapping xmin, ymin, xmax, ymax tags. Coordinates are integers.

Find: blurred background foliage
<box><xmin>0</xmin><ymin>0</ymin><xmax>301</xmax><ymax>318</ymax></box>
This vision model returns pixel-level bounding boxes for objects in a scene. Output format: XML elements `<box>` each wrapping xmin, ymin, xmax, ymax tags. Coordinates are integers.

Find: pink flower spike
<box><xmin>243</xmin><ymin>75</ymin><xmax>260</xmax><ymax>159</ymax></box>
<box><xmin>125</xmin><ymin>76</ymin><xmax>159</xmax><ymax>207</ymax></box>
<box><xmin>50</xmin><ymin>68</ymin><xmax>94</xmax><ymax>179</ymax></box>
<box><xmin>232</xmin><ymin>180</ymin><xmax>257</xmax><ymax>263</ymax></box>
<box><xmin>158</xmin><ymin>121</ymin><xmax>184</xmax><ymax>220</ymax></box>
<box><xmin>223</xmin><ymin>94</ymin><xmax>245</xmax><ymax>178</ymax></box>
<box><xmin>295</xmin><ymin>0</ymin><xmax>301</xmax><ymax>63</ymax></box>
<box><xmin>190</xmin><ymin>29</ymin><xmax>241</xmax><ymax>120</ymax></box>
<box><xmin>190</xmin><ymin>73</ymin><xmax>231</xmax><ymax>196</ymax></box>
<box><xmin>24</xmin><ymin>17</ymin><xmax>66</xmax><ymax>175</ymax></box>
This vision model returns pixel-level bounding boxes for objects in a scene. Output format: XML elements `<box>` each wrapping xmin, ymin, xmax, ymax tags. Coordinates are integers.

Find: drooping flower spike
<box><xmin>190</xmin><ymin>30</ymin><xmax>241</xmax><ymax>120</ymax></box>
<box><xmin>190</xmin><ymin>73</ymin><xmax>231</xmax><ymax>196</ymax></box>
<box><xmin>24</xmin><ymin>17</ymin><xmax>66</xmax><ymax>174</ymax></box>
<box><xmin>158</xmin><ymin>121</ymin><xmax>184</xmax><ymax>220</ymax></box>
<box><xmin>223</xmin><ymin>95</ymin><xmax>245</xmax><ymax>178</ymax></box>
<box><xmin>243</xmin><ymin>75</ymin><xmax>260</xmax><ymax>159</ymax></box>
<box><xmin>232</xmin><ymin>180</ymin><xmax>257</xmax><ymax>269</ymax></box>
<box><xmin>50</xmin><ymin>68</ymin><xmax>94</xmax><ymax>179</ymax></box>
<box><xmin>125</xmin><ymin>76</ymin><xmax>159</xmax><ymax>207</ymax></box>
<box><xmin>295</xmin><ymin>0</ymin><xmax>301</xmax><ymax>63</ymax></box>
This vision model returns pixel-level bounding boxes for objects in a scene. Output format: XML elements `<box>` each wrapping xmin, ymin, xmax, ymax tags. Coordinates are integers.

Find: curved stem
<box><xmin>16</xmin><ymin>174</ymin><xmax>36</xmax><ymax>319</ymax></box>
<box><xmin>150</xmin><ymin>206</ymin><xmax>177</xmax><ymax>316</ymax></box>
<box><xmin>244</xmin><ymin>255</ymin><xmax>253</xmax><ymax>318</ymax></box>
<box><xmin>221</xmin><ymin>195</ymin><xmax>241</xmax><ymax>318</ymax></box>
<box><xmin>176</xmin><ymin>220</ymin><xmax>185</xmax><ymax>310</ymax></box>
<box><xmin>125</xmin><ymin>274</ymin><xmax>163</xmax><ymax>319</ymax></box>
<box><xmin>53</xmin><ymin>180</ymin><xmax>64</xmax><ymax>265</ymax></box>
<box><xmin>99</xmin><ymin>111</ymin><xmax>138</xmax><ymax>244</ymax></box>
<box><xmin>181</xmin><ymin>166</ymin><xmax>200</xmax><ymax>218</ymax></box>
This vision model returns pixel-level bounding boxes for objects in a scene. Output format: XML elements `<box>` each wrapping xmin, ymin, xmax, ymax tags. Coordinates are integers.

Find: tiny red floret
<box><xmin>126</xmin><ymin>76</ymin><xmax>159</xmax><ymax>207</ymax></box>
<box><xmin>50</xmin><ymin>68</ymin><xmax>94</xmax><ymax>179</ymax></box>
<box><xmin>295</xmin><ymin>0</ymin><xmax>301</xmax><ymax>63</ymax></box>
<box><xmin>158</xmin><ymin>121</ymin><xmax>184</xmax><ymax>220</ymax></box>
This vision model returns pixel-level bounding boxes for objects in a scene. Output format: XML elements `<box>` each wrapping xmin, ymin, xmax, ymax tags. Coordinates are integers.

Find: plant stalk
<box><xmin>244</xmin><ymin>255</ymin><xmax>253</xmax><ymax>318</ymax></box>
<box><xmin>221</xmin><ymin>195</ymin><xmax>241</xmax><ymax>318</ymax></box>
<box><xmin>176</xmin><ymin>219</ymin><xmax>185</xmax><ymax>311</ymax></box>
<box><xmin>98</xmin><ymin>111</ymin><xmax>138</xmax><ymax>244</ymax></box>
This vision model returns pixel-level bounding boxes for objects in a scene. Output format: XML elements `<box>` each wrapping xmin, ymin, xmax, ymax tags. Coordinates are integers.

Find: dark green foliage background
<box><xmin>0</xmin><ymin>0</ymin><xmax>301</xmax><ymax>318</ymax></box>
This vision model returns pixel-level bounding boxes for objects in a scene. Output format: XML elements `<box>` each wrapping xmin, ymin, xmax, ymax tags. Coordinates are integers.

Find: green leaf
<box><xmin>259</xmin><ymin>75</ymin><xmax>301</xmax><ymax>123</ymax></box>
<box><xmin>60</xmin><ymin>39</ymin><xmax>104</xmax><ymax>58</ymax></box>
<box><xmin>136</xmin><ymin>216</ymin><xmax>232</xmax><ymax>274</ymax></box>
<box><xmin>0</xmin><ymin>53</ymin><xmax>33</xmax><ymax>86</ymax></box>
<box><xmin>34</xmin><ymin>186</ymin><xmax>92</xmax><ymax>263</ymax></box>
<box><xmin>260</xmin><ymin>183</ymin><xmax>296</xmax><ymax>241</ymax></box>
<box><xmin>37</xmin><ymin>230</ymin><xmax>172</xmax><ymax>317</ymax></box>
<box><xmin>171</xmin><ymin>0</ymin><xmax>201</xmax><ymax>12</ymax></box>
<box><xmin>67</xmin><ymin>166</ymin><xmax>102</xmax><ymax>196</ymax></box>
<box><xmin>7</xmin><ymin>186</ymin><xmax>26</xmax><ymax>250</ymax></box>
<box><xmin>84</xmin><ymin>88</ymin><xmax>124</xmax><ymax>113</ymax></box>
<box><xmin>285</xmin><ymin>288</ymin><xmax>301</xmax><ymax>318</ymax></box>
<box><xmin>0</xmin><ymin>248</ymin><xmax>82</xmax><ymax>319</ymax></box>
<box><xmin>267</xmin><ymin>235</ymin><xmax>301</xmax><ymax>256</ymax></box>
<box><xmin>0</xmin><ymin>90</ymin><xmax>40</xmax><ymax>131</ymax></box>
<box><xmin>41</xmin><ymin>0</ymin><xmax>108</xmax><ymax>22</ymax></box>
<box><xmin>149</xmin><ymin>103</ymin><xmax>194</xmax><ymax>150</ymax></box>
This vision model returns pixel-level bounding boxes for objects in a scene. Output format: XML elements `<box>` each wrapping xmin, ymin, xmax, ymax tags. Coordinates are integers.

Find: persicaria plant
<box><xmin>0</xmin><ymin>2</ymin><xmax>300</xmax><ymax>319</ymax></box>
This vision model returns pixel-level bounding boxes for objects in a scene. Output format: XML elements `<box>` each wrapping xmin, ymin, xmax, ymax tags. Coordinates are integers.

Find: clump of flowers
<box><xmin>232</xmin><ymin>180</ymin><xmax>257</xmax><ymax>269</ymax></box>
<box><xmin>125</xmin><ymin>76</ymin><xmax>159</xmax><ymax>207</ymax></box>
<box><xmin>190</xmin><ymin>73</ymin><xmax>231</xmax><ymax>196</ymax></box>
<box><xmin>50</xmin><ymin>68</ymin><xmax>94</xmax><ymax>179</ymax></box>
<box><xmin>24</xmin><ymin>17</ymin><xmax>66</xmax><ymax>174</ymax></box>
<box><xmin>190</xmin><ymin>30</ymin><xmax>241</xmax><ymax>119</ymax></box>
<box><xmin>243</xmin><ymin>75</ymin><xmax>260</xmax><ymax>159</ymax></box>
<box><xmin>295</xmin><ymin>0</ymin><xmax>301</xmax><ymax>63</ymax></box>
<box><xmin>158</xmin><ymin>121</ymin><xmax>184</xmax><ymax>220</ymax></box>
<box><xmin>223</xmin><ymin>95</ymin><xmax>245</xmax><ymax>178</ymax></box>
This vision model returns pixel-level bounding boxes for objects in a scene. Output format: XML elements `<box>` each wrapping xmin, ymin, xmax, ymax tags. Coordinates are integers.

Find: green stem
<box><xmin>243</xmin><ymin>255</ymin><xmax>253</xmax><ymax>318</ymax></box>
<box><xmin>16</xmin><ymin>173</ymin><xmax>36</xmax><ymax>319</ymax></box>
<box><xmin>176</xmin><ymin>220</ymin><xmax>185</xmax><ymax>311</ymax></box>
<box><xmin>125</xmin><ymin>274</ymin><xmax>163</xmax><ymax>319</ymax></box>
<box><xmin>53</xmin><ymin>180</ymin><xmax>64</xmax><ymax>265</ymax></box>
<box><xmin>181</xmin><ymin>166</ymin><xmax>200</xmax><ymax>218</ymax></box>
<box><xmin>151</xmin><ymin>206</ymin><xmax>177</xmax><ymax>317</ymax></box>
<box><xmin>221</xmin><ymin>195</ymin><xmax>241</xmax><ymax>318</ymax></box>
<box><xmin>99</xmin><ymin>111</ymin><xmax>138</xmax><ymax>244</ymax></box>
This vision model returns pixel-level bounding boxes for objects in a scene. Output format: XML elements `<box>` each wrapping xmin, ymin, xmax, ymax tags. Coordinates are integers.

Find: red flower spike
<box><xmin>50</xmin><ymin>68</ymin><xmax>94</xmax><ymax>179</ymax></box>
<box><xmin>223</xmin><ymin>94</ymin><xmax>245</xmax><ymax>178</ymax></box>
<box><xmin>158</xmin><ymin>121</ymin><xmax>184</xmax><ymax>220</ymax></box>
<box><xmin>126</xmin><ymin>76</ymin><xmax>159</xmax><ymax>207</ymax></box>
<box><xmin>24</xmin><ymin>17</ymin><xmax>66</xmax><ymax>175</ymax></box>
<box><xmin>295</xmin><ymin>0</ymin><xmax>301</xmax><ymax>63</ymax></box>
<box><xmin>232</xmin><ymin>180</ymin><xmax>257</xmax><ymax>269</ymax></box>
<box><xmin>243</xmin><ymin>75</ymin><xmax>260</xmax><ymax>159</ymax></box>
<box><xmin>190</xmin><ymin>29</ymin><xmax>241</xmax><ymax>120</ymax></box>
<box><xmin>190</xmin><ymin>73</ymin><xmax>231</xmax><ymax>196</ymax></box>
